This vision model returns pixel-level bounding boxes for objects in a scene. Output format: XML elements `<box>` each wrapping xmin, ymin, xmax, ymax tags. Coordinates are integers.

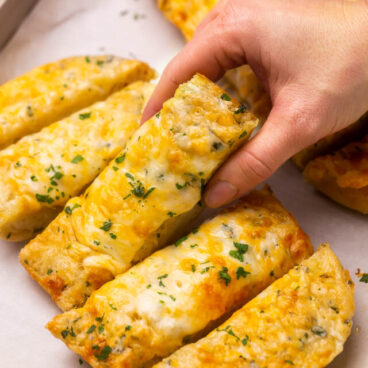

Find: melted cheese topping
<box><xmin>0</xmin><ymin>82</ymin><xmax>154</xmax><ymax>241</ymax></box>
<box><xmin>46</xmin><ymin>187</ymin><xmax>312</xmax><ymax>368</ymax></box>
<box><xmin>303</xmin><ymin>134</ymin><xmax>368</xmax><ymax>214</ymax></box>
<box><xmin>20</xmin><ymin>74</ymin><xmax>258</xmax><ymax>311</ymax></box>
<box><xmin>0</xmin><ymin>56</ymin><xmax>155</xmax><ymax>148</ymax></box>
<box><xmin>154</xmin><ymin>244</ymin><xmax>354</xmax><ymax>368</ymax></box>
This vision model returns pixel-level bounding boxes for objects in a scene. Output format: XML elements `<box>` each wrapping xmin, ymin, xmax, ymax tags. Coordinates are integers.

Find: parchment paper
<box><xmin>0</xmin><ymin>1</ymin><xmax>366</xmax><ymax>367</ymax></box>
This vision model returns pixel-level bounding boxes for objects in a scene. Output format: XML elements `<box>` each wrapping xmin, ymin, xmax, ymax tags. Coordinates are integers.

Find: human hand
<box><xmin>142</xmin><ymin>0</ymin><xmax>368</xmax><ymax>207</ymax></box>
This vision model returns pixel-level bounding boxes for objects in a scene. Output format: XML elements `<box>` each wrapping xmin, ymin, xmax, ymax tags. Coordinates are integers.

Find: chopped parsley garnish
<box><xmin>79</xmin><ymin>112</ymin><xmax>92</xmax><ymax>120</ymax></box>
<box><xmin>218</xmin><ymin>267</ymin><xmax>231</xmax><ymax>286</ymax></box>
<box><xmin>201</xmin><ymin>266</ymin><xmax>215</xmax><ymax>274</ymax></box>
<box><xmin>94</xmin><ymin>345</ymin><xmax>112</xmax><ymax>361</ymax></box>
<box><xmin>95</xmin><ymin>314</ymin><xmax>104</xmax><ymax>323</ymax></box>
<box><xmin>191</xmin><ymin>264</ymin><xmax>196</xmax><ymax>272</ymax></box>
<box><xmin>112</xmin><ymin>166</ymin><xmax>119</xmax><ymax>171</ymax></box>
<box><xmin>238</xmin><ymin>131</ymin><xmax>247</xmax><ymax>139</ymax></box>
<box><xmin>176</xmin><ymin>182</ymin><xmax>189</xmax><ymax>190</ymax></box>
<box><xmin>174</xmin><ymin>236</ymin><xmax>188</xmax><ymax>247</ymax></box>
<box><xmin>109</xmin><ymin>232</ymin><xmax>117</xmax><ymax>239</ymax></box>
<box><xmin>87</xmin><ymin>325</ymin><xmax>96</xmax><ymax>334</ymax></box>
<box><xmin>100</xmin><ymin>220</ymin><xmax>112</xmax><ymax>232</ymax></box>
<box><xmin>190</xmin><ymin>244</ymin><xmax>198</xmax><ymax>248</ymax></box>
<box><xmin>47</xmin><ymin>269</ymin><xmax>53</xmax><ymax>275</ymax></box>
<box><xmin>115</xmin><ymin>153</ymin><xmax>126</xmax><ymax>164</ymax></box>
<box><xmin>241</xmin><ymin>335</ymin><xmax>249</xmax><ymax>346</ymax></box>
<box><xmin>35</xmin><ymin>193</ymin><xmax>54</xmax><ymax>204</ymax></box>
<box><xmin>125</xmin><ymin>325</ymin><xmax>132</xmax><ymax>331</ymax></box>
<box><xmin>96</xmin><ymin>60</ymin><xmax>105</xmax><ymax>67</ymax></box>
<box><xmin>125</xmin><ymin>172</ymin><xmax>155</xmax><ymax>199</ymax></box>
<box><xmin>236</xmin><ymin>267</ymin><xmax>250</xmax><ymax>279</ymax></box>
<box><xmin>234</xmin><ymin>104</ymin><xmax>247</xmax><ymax>114</ymax></box>
<box><xmin>360</xmin><ymin>273</ymin><xmax>368</xmax><ymax>283</ymax></box>
<box><xmin>311</xmin><ymin>326</ymin><xmax>327</xmax><ymax>337</ymax></box>
<box><xmin>220</xmin><ymin>93</ymin><xmax>231</xmax><ymax>101</ymax></box>
<box><xmin>98</xmin><ymin>324</ymin><xmax>105</xmax><ymax>333</ymax></box>
<box><xmin>168</xmin><ymin>211</ymin><xmax>176</xmax><ymax>218</ymax></box>
<box><xmin>85</xmin><ymin>56</ymin><xmax>91</xmax><ymax>63</ymax></box>
<box><xmin>109</xmin><ymin>303</ymin><xmax>117</xmax><ymax>311</ymax></box>
<box><xmin>61</xmin><ymin>327</ymin><xmax>76</xmax><ymax>339</ymax></box>
<box><xmin>285</xmin><ymin>360</ymin><xmax>295</xmax><ymax>365</ymax></box>
<box><xmin>191</xmin><ymin>228</ymin><xmax>199</xmax><ymax>234</ymax></box>
<box><xmin>156</xmin><ymin>112</ymin><xmax>160</xmax><ymax>118</ymax></box>
<box><xmin>64</xmin><ymin>206</ymin><xmax>72</xmax><ymax>215</ymax></box>
<box><xmin>229</xmin><ymin>241</ymin><xmax>249</xmax><ymax>262</ymax></box>
<box><xmin>71</xmin><ymin>155</ymin><xmax>84</xmax><ymax>164</ymax></box>
<box><xmin>30</xmin><ymin>175</ymin><xmax>38</xmax><ymax>181</ymax></box>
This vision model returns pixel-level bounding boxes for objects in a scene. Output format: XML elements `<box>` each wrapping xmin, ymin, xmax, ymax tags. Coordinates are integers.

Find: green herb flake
<box><xmin>191</xmin><ymin>264</ymin><xmax>196</xmax><ymax>272</ymax></box>
<box><xmin>98</xmin><ymin>324</ymin><xmax>105</xmax><ymax>334</ymax></box>
<box><xmin>30</xmin><ymin>175</ymin><xmax>38</xmax><ymax>181</ymax></box>
<box><xmin>175</xmin><ymin>236</ymin><xmax>188</xmax><ymax>247</ymax></box>
<box><xmin>285</xmin><ymin>360</ymin><xmax>295</xmax><ymax>365</ymax></box>
<box><xmin>234</xmin><ymin>104</ymin><xmax>247</xmax><ymax>114</ymax></box>
<box><xmin>109</xmin><ymin>303</ymin><xmax>117</xmax><ymax>311</ymax></box>
<box><xmin>115</xmin><ymin>153</ymin><xmax>126</xmax><ymax>164</ymax></box>
<box><xmin>236</xmin><ymin>267</ymin><xmax>250</xmax><ymax>280</ymax></box>
<box><xmin>85</xmin><ymin>56</ymin><xmax>91</xmax><ymax>63</ymax></box>
<box><xmin>79</xmin><ymin>112</ymin><xmax>92</xmax><ymax>120</ymax></box>
<box><xmin>238</xmin><ymin>131</ymin><xmax>247</xmax><ymax>139</ymax></box>
<box><xmin>190</xmin><ymin>244</ymin><xmax>199</xmax><ymax>248</ymax></box>
<box><xmin>112</xmin><ymin>166</ymin><xmax>119</xmax><ymax>171</ymax></box>
<box><xmin>47</xmin><ymin>269</ymin><xmax>53</xmax><ymax>275</ymax></box>
<box><xmin>35</xmin><ymin>193</ymin><xmax>54</xmax><ymax>204</ymax></box>
<box><xmin>221</xmin><ymin>93</ymin><xmax>231</xmax><ymax>101</ymax></box>
<box><xmin>360</xmin><ymin>273</ymin><xmax>368</xmax><ymax>283</ymax></box>
<box><xmin>71</xmin><ymin>155</ymin><xmax>84</xmax><ymax>164</ymax></box>
<box><xmin>109</xmin><ymin>232</ymin><xmax>117</xmax><ymax>240</ymax></box>
<box><xmin>64</xmin><ymin>206</ymin><xmax>72</xmax><ymax>215</ymax></box>
<box><xmin>87</xmin><ymin>325</ymin><xmax>96</xmax><ymax>334</ymax></box>
<box><xmin>168</xmin><ymin>211</ymin><xmax>176</xmax><ymax>218</ymax></box>
<box><xmin>95</xmin><ymin>314</ymin><xmax>104</xmax><ymax>323</ymax></box>
<box><xmin>95</xmin><ymin>345</ymin><xmax>112</xmax><ymax>361</ymax></box>
<box><xmin>125</xmin><ymin>325</ymin><xmax>132</xmax><ymax>331</ymax></box>
<box><xmin>241</xmin><ymin>335</ymin><xmax>249</xmax><ymax>346</ymax></box>
<box><xmin>219</xmin><ymin>266</ymin><xmax>231</xmax><ymax>286</ymax></box>
<box><xmin>311</xmin><ymin>326</ymin><xmax>327</xmax><ymax>337</ymax></box>
<box><xmin>100</xmin><ymin>220</ymin><xmax>112</xmax><ymax>232</ymax></box>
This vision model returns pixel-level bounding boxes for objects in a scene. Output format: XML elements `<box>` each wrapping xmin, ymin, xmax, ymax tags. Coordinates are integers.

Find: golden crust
<box><xmin>157</xmin><ymin>0</ymin><xmax>271</xmax><ymax>120</ymax></box>
<box><xmin>292</xmin><ymin>113</ymin><xmax>368</xmax><ymax>170</ymax></box>
<box><xmin>303</xmin><ymin>134</ymin><xmax>368</xmax><ymax>214</ymax></box>
<box><xmin>0</xmin><ymin>56</ymin><xmax>155</xmax><ymax>148</ymax></box>
<box><xmin>225</xmin><ymin>66</ymin><xmax>271</xmax><ymax>123</ymax></box>
<box><xmin>154</xmin><ymin>244</ymin><xmax>354</xmax><ymax>368</ymax></box>
<box><xmin>47</xmin><ymin>187</ymin><xmax>312</xmax><ymax>368</ymax></box>
<box><xmin>158</xmin><ymin>0</ymin><xmax>217</xmax><ymax>41</ymax></box>
<box><xmin>0</xmin><ymin>81</ymin><xmax>155</xmax><ymax>241</ymax></box>
<box><xmin>20</xmin><ymin>74</ymin><xmax>258</xmax><ymax>311</ymax></box>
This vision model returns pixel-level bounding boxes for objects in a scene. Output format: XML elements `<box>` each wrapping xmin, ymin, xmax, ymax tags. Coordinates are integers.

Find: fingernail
<box><xmin>204</xmin><ymin>181</ymin><xmax>239</xmax><ymax>208</ymax></box>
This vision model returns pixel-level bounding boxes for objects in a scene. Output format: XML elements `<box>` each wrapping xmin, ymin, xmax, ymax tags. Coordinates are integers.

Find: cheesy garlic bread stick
<box><xmin>303</xmin><ymin>134</ymin><xmax>368</xmax><ymax>214</ymax></box>
<box><xmin>292</xmin><ymin>112</ymin><xmax>368</xmax><ymax>169</ymax></box>
<box><xmin>20</xmin><ymin>74</ymin><xmax>258</xmax><ymax>311</ymax></box>
<box><xmin>0</xmin><ymin>81</ymin><xmax>154</xmax><ymax>242</ymax></box>
<box><xmin>47</xmin><ymin>187</ymin><xmax>313</xmax><ymax>368</ymax></box>
<box><xmin>0</xmin><ymin>56</ymin><xmax>154</xmax><ymax>148</ymax></box>
<box><xmin>154</xmin><ymin>244</ymin><xmax>354</xmax><ymax>368</ymax></box>
<box><xmin>157</xmin><ymin>0</ymin><xmax>271</xmax><ymax>121</ymax></box>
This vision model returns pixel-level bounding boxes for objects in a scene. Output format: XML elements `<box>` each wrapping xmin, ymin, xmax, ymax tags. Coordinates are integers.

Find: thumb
<box><xmin>204</xmin><ymin>102</ymin><xmax>316</xmax><ymax>208</ymax></box>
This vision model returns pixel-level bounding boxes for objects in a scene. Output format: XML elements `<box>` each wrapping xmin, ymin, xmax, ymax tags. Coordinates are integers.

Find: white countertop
<box><xmin>0</xmin><ymin>1</ymin><xmax>367</xmax><ymax>367</ymax></box>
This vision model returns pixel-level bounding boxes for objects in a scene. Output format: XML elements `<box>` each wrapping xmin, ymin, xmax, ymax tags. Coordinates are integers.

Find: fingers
<box><xmin>141</xmin><ymin>13</ymin><xmax>246</xmax><ymax>123</ymax></box>
<box><xmin>204</xmin><ymin>103</ymin><xmax>313</xmax><ymax>208</ymax></box>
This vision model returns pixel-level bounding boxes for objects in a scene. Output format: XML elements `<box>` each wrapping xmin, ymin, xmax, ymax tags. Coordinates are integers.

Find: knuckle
<box><xmin>237</xmin><ymin>149</ymin><xmax>274</xmax><ymax>183</ymax></box>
